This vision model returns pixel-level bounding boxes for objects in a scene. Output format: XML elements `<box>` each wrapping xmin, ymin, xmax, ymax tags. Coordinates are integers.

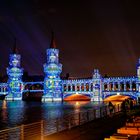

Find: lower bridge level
<box><xmin>0</xmin><ymin>75</ymin><xmax>140</xmax><ymax>101</ymax></box>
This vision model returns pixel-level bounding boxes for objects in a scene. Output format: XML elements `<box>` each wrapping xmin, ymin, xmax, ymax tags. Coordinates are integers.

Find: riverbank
<box><xmin>45</xmin><ymin>107</ymin><xmax>140</xmax><ymax>140</ymax></box>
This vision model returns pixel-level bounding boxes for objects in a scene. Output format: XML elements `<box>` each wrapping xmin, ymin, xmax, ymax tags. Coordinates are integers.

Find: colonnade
<box><xmin>103</xmin><ymin>77</ymin><xmax>138</xmax><ymax>92</ymax></box>
<box><xmin>62</xmin><ymin>79</ymin><xmax>97</xmax><ymax>93</ymax></box>
<box><xmin>63</xmin><ymin>83</ymin><xmax>94</xmax><ymax>92</ymax></box>
<box><xmin>62</xmin><ymin>77</ymin><xmax>139</xmax><ymax>94</ymax></box>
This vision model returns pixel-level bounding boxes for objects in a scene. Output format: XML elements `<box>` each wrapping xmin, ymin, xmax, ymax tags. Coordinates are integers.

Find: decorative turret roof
<box><xmin>50</xmin><ymin>31</ymin><xmax>56</xmax><ymax>48</ymax></box>
<box><xmin>12</xmin><ymin>38</ymin><xmax>18</xmax><ymax>54</ymax></box>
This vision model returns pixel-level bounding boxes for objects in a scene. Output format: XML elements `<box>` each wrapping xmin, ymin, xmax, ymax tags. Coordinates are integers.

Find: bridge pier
<box><xmin>5</xmin><ymin>95</ymin><xmax>22</xmax><ymax>101</ymax></box>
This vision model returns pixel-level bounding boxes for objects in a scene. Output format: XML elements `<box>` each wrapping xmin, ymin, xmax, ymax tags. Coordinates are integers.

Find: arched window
<box><xmin>86</xmin><ymin>83</ymin><xmax>89</xmax><ymax>91</ymax></box>
<box><xmin>68</xmin><ymin>85</ymin><xmax>71</xmax><ymax>91</ymax></box>
<box><xmin>72</xmin><ymin>84</ymin><xmax>75</xmax><ymax>91</ymax></box>
<box><xmin>81</xmin><ymin>83</ymin><xmax>84</xmax><ymax>91</ymax></box>
<box><xmin>132</xmin><ymin>82</ymin><xmax>136</xmax><ymax>91</ymax></box>
<box><xmin>63</xmin><ymin>84</ymin><xmax>66</xmax><ymax>91</ymax></box>
<box><xmin>77</xmin><ymin>84</ymin><xmax>80</xmax><ymax>91</ymax></box>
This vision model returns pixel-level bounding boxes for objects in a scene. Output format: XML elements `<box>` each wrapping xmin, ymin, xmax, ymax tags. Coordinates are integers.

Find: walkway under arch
<box><xmin>64</xmin><ymin>94</ymin><xmax>91</xmax><ymax>101</ymax></box>
<box><xmin>104</xmin><ymin>95</ymin><xmax>132</xmax><ymax>102</ymax></box>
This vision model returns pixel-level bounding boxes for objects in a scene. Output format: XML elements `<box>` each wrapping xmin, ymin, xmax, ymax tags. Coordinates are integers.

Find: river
<box><xmin>0</xmin><ymin>100</ymin><xmax>106</xmax><ymax>130</ymax></box>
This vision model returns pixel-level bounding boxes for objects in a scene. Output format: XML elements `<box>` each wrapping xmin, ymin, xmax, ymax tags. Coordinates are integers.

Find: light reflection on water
<box><xmin>0</xmin><ymin>100</ymin><xmax>105</xmax><ymax>130</ymax></box>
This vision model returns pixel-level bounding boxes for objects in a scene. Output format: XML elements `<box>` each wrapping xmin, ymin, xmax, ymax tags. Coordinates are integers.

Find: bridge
<box><xmin>0</xmin><ymin>75</ymin><xmax>140</xmax><ymax>101</ymax></box>
<box><xmin>0</xmin><ymin>36</ymin><xmax>140</xmax><ymax>101</ymax></box>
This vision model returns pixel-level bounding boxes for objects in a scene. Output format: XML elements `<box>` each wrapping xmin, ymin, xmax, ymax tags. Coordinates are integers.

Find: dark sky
<box><xmin>0</xmin><ymin>0</ymin><xmax>140</xmax><ymax>77</ymax></box>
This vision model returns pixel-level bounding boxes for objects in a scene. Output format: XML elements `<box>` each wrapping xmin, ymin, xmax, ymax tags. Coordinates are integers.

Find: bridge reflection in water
<box><xmin>0</xmin><ymin>100</ymin><xmax>124</xmax><ymax>140</ymax></box>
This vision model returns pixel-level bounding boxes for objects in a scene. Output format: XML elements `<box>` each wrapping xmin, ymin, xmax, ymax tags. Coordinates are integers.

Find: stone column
<box><xmin>89</xmin><ymin>84</ymin><xmax>91</xmax><ymax>92</ymax></box>
<box><xmin>112</xmin><ymin>82</ymin><xmax>115</xmax><ymax>91</ymax></box>
<box><xmin>118</xmin><ymin>82</ymin><xmax>121</xmax><ymax>91</ymax></box>
<box><xmin>66</xmin><ymin>85</ymin><xmax>68</xmax><ymax>92</ymax></box>
<box><xmin>107</xmin><ymin>83</ymin><xmax>110</xmax><ymax>91</ymax></box>
<box><xmin>102</xmin><ymin>83</ymin><xmax>105</xmax><ymax>91</ymax></box>
<box><xmin>84</xmin><ymin>84</ymin><xmax>86</xmax><ymax>92</ymax></box>
<box><xmin>136</xmin><ymin>83</ymin><xmax>139</xmax><ymax>91</ymax></box>
<box><xmin>124</xmin><ymin>82</ymin><xmax>126</xmax><ymax>91</ymax></box>
<box><xmin>130</xmin><ymin>81</ymin><xmax>132</xmax><ymax>91</ymax></box>
<box><xmin>3</xmin><ymin>87</ymin><xmax>5</xmax><ymax>92</ymax></box>
<box><xmin>75</xmin><ymin>84</ymin><xmax>77</xmax><ymax>91</ymax></box>
<box><xmin>71</xmin><ymin>85</ymin><xmax>73</xmax><ymax>92</ymax></box>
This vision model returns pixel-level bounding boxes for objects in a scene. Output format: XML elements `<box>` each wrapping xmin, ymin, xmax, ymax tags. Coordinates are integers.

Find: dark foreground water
<box><xmin>0</xmin><ymin>100</ymin><xmax>105</xmax><ymax>130</ymax></box>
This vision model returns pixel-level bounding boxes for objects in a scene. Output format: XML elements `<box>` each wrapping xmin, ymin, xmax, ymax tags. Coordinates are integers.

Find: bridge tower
<box><xmin>137</xmin><ymin>58</ymin><xmax>140</xmax><ymax>94</ymax></box>
<box><xmin>42</xmin><ymin>33</ymin><xmax>62</xmax><ymax>101</ymax></box>
<box><xmin>6</xmin><ymin>42</ymin><xmax>24</xmax><ymax>100</ymax></box>
<box><xmin>92</xmin><ymin>69</ymin><xmax>103</xmax><ymax>101</ymax></box>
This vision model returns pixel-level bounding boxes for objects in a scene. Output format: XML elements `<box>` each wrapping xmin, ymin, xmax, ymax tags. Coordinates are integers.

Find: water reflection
<box><xmin>0</xmin><ymin>100</ymin><xmax>103</xmax><ymax>130</ymax></box>
<box><xmin>67</xmin><ymin>101</ymin><xmax>90</xmax><ymax>113</ymax></box>
<box><xmin>1</xmin><ymin>100</ymin><xmax>8</xmax><ymax>123</ymax></box>
<box><xmin>2</xmin><ymin>100</ymin><xmax>7</xmax><ymax>109</ymax></box>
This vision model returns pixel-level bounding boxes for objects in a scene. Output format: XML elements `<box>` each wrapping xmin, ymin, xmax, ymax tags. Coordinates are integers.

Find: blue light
<box><xmin>0</xmin><ymin>41</ymin><xmax>140</xmax><ymax>102</ymax></box>
<box><xmin>42</xmin><ymin>48</ymin><xmax>62</xmax><ymax>101</ymax></box>
<box><xmin>6</xmin><ymin>54</ymin><xmax>23</xmax><ymax>100</ymax></box>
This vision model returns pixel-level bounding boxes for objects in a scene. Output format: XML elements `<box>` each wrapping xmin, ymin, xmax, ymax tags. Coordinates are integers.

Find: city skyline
<box><xmin>0</xmin><ymin>0</ymin><xmax>140</xmax><ymax>77</ymax></box>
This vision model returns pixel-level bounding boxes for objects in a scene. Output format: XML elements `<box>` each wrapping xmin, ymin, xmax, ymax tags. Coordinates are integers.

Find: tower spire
<box><xmin>50</xmin><ymin>31</ymin><xmax>56</xmax><ymax>48</ymax></box>
<box><xmin>12</xmin><ymin>38</ymin><xmax>18</xmax><ymax>54</ymax></box>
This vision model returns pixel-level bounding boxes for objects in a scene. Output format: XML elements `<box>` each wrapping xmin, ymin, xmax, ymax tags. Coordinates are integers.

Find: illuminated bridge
<box><xmin>0</xmin><ymin>36</ymin><xmax>140</xmax><ymax>101</ymax></box>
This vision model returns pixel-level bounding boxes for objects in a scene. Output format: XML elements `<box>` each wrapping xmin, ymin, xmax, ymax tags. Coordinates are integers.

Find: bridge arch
<box><xmin>103</xmin><ymin>93</ymin><xmax>137</xmax><ymax>101</ymax></box>
<box><xmin>63</xmin><ymin>93</ymin><xmax>91</xmax><ymax>101</ymax></box>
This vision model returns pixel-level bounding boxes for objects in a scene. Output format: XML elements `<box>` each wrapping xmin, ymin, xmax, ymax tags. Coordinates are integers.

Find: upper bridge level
<box><xmin>0</xmin><ymin>74</ymin><xmax>140</xmax><ymax>101</ymax></box>
<box><xmin>61</xmin><ymin>75</ymin><xmax>140</xmax><ymax>100</ymax></box>
<box><xmin>102</xmin><ymin>76</ymin><xmax>138</xmax><ymax>92</ymax></box>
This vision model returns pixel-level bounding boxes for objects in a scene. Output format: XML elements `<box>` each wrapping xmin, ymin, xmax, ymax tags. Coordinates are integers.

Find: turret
<box><xmin>137</xmin><ymin>58</ymin><xmax>140</xmax><ymax>78</ymax></box>
<box><xmin>42</xmin><ymin>33</ymin><xmax>62</xmax><ymax>101</ymax></box>
<box><xmin>92</xmin><ymin>69</ymin><xmax>102</xmax><ymax>101</ymax></box>
<box><xmin>6</xmin><ymin>41</ymin><xmax>24</xmax><ymax>100</ymax></box>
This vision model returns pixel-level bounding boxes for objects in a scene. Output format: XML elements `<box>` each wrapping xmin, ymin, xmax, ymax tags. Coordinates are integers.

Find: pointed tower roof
<box><xmin>12</xmin><ymin>38</ymin><xmax>18</xmax><ymax>54</ymax></box>
<box><xmin>50</xmin><ymin>31</ymin><xmax>56</xmax><ymax>48</ymax></box>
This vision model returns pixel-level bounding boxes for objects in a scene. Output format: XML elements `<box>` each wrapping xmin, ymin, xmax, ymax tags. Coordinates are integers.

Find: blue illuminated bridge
<box><xmin>0</xmin><ymin>36</ymin><xmax>140</xmax><ymax>101</ymax></box>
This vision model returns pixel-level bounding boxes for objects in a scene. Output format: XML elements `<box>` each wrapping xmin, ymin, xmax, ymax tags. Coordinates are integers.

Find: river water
<box><xmin>0</xmin><ymin>100</ymin><xmax>106</xmax><ymax>130</ymax></box>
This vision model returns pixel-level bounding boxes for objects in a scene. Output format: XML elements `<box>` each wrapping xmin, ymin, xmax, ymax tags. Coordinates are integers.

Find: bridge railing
<box><xmin>0</xmin><ymin>104</ymin><xmax>122</xmax><ymax>140</ymax></box>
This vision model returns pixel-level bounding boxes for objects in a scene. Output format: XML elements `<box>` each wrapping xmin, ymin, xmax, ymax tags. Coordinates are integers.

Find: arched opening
<box><xmin>81</xmin><ymin>83</ymin><xmax>84</xmax><ymax>91</ymax></box>
<box><xmin>132</xmin><ymin>82</ymin><xmax>136</xmax><ymax>91</ymax></box>
<box><xmin>86</xmin><ymin>83</ymin><xmax>89</xmax><ymax>91</ymax></box>
<box><xmin>68</xmin><ymin>85</ymin><xmax>71</xmax><ymax>91</ymax></box>
<box><xmin>77</xmin><ymin>84</ymin><xmax>80</xmax><ymax>91</ymax></box>
<box><xmin>126</xmin><ymin>82</ymin><xmax>130</xmax><ymax>91</ymax></box>
<box><xmin>114</xmin><ymin>83</ymin><xmax>118</xmax><ymax>91</ymax></box>
<box><xmin>72</xmin><ymin>84</ymin><xmax>75</xmax><ymax>91</ymax></box>
<box><xmin>104</xmin><ymin>83</ymin><xmax>107</xmax><ymax>91</ymax></box>
<box><xmin>63</xmin><ymin>84</ymin><xmax>67</xmax><ymax>91</ymax></box>
<box><xmin>109</xmin><ymin>83</ymin><xmax>113</xmax><ymax>91</ymax></box>
<box><xmin>120</xmin><ymin>83</ymin><xmax>124</xmax><ymax>91</ymax></box>
<box><xmin>104</xmin><ymin>94</ymin><xmax>135</xmax><ymax>104</ymax></box>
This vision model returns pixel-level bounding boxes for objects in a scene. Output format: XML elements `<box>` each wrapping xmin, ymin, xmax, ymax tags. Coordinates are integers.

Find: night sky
<box><xmin>0</xmin><ymin>0</ymin><xmax>140</xmax><ymax>77</ymax></box>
